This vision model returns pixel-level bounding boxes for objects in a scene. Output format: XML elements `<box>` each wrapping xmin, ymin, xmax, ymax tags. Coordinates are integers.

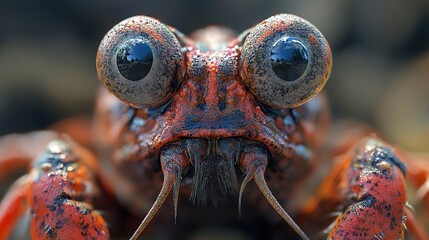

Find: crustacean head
<box><xmin>96</xmin><ymin>14</ymin><xmax>331</xmax><ymax>239</ymax></box>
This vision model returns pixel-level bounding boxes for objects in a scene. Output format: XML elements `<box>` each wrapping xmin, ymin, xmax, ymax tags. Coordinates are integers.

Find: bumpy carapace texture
<box><xmin>1</xmin><ymin>13</ymin><xmax>428</xmax><ymax>240</ymax></box>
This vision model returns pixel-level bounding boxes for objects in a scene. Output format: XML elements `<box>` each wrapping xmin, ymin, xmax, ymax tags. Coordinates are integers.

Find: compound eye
<box><xmin>116</xmin><ymin>39</ymin><xmax>153</xmax><ymax>81</ymax></box>
<box><xmin>97</xmin><ymin>16</ymin><xmax>184</xmax><ymax>108</ymax></box>
<box><xmin>240</xmin><ymin>14</ymin><xmax>332</xmax><ymax>109</ymax></box>
<box><xmin>271</xmin><ymin>37</ymin><xmax>308</xmax><ymax>81</ymax></box>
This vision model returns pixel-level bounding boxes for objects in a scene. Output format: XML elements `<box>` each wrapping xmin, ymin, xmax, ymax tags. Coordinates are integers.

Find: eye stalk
<box><xmin>96</xmin><ymin>16</ymin><xmax>184</xmax><ymax>108</ymax></box>
<box><xmin>240</xmin><ymin>14</ymin><xmax>332</xmax><ymax>109</ymax></box>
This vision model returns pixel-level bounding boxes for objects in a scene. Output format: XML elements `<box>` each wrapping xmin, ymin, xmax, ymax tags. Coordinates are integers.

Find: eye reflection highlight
<box><xmin>116</xmin><ymin>39</ymin><xmax>153</xmax><ymax>81</ymax></box>
<box><xmin>270</xmin><ymin>37</ymin><xmax>308</xmax><ymax>81</ymax></box>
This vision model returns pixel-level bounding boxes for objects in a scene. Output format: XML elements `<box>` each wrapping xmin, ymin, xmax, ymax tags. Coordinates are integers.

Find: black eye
<box><xmin>271</xmin><ymin>37</ymin><xmax>308</xmax><ymax>81</ymax></box>
<box><xmin>116</xmin><ymin>39</ymin><xmax>153</xmax><ymax>81</ymax></box>
<box><xmin>240</xmin><ymin>14</ymin><xmax>332</xmax><ymax>109</ymax></box>
<box><xmin>97</xmin><ymin>16</ymin><xmax>184</xmax><ymax>108</ymax></box>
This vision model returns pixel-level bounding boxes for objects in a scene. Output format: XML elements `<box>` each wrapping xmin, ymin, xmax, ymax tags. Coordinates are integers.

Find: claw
<box><xmin>0</xmin><ymin>175</ymin><xmax>29</xmax><ymax>240</ymax></box>
<box><xmin>0</xmin><ymin>139</ymin><xmax>111</xmax><ymax>239</ymax></box>
<box><xmin>326</xmin><ymin>138</ymin><xmax>407</xmax><ymax>239</ymax></box>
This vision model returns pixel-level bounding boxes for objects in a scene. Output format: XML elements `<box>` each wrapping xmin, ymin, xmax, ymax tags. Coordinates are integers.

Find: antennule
<box><xmin>253</xmin><ymin>167</ymin><xmax>309</xmax><ymax>240</ymax></box>
<box><xmin>172</xmin><ymin>166</ymin><xmax>182</xmax><ymax>224</ymax></box>
<box><xmin>130</xmin><ymin>144</ymin><xmax>186</xmax><ymax>240</ymax></box>
<box><xmin>238</xmin><ymin>143</ymin><xmax>309</xmax><ymax>240</ymax></box>
<box><xmin>129</xmin><ymin>170</ymin><xmax>175</xmax><ymax>240</ymax></box>
<box><xmin>238</xmin><ymin>171</ymin><xmax>253</xmax><ymax>218</ymax></box>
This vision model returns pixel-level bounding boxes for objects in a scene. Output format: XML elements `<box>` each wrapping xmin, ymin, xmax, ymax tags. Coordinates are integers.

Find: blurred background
<box><xmin>0</xmin><ymin>0</ymin><xmax>429</xmax><ymax>238</ymax></box>
<box><xmin>0</xmin><ymin>0</ymin><xmax>428</xmax><ymax>153</ymax></box>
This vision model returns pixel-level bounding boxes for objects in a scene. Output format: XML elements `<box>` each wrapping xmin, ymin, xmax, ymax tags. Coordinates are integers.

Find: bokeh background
<box><xmin>0</xmin><ymin>0</ymin><xmax>429</xmax><ymax>238</ymax></box>
<box><xmin>1</xmin><ymin>0</ymin><xmax>428</xmax><ymax>152</ymax></box>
